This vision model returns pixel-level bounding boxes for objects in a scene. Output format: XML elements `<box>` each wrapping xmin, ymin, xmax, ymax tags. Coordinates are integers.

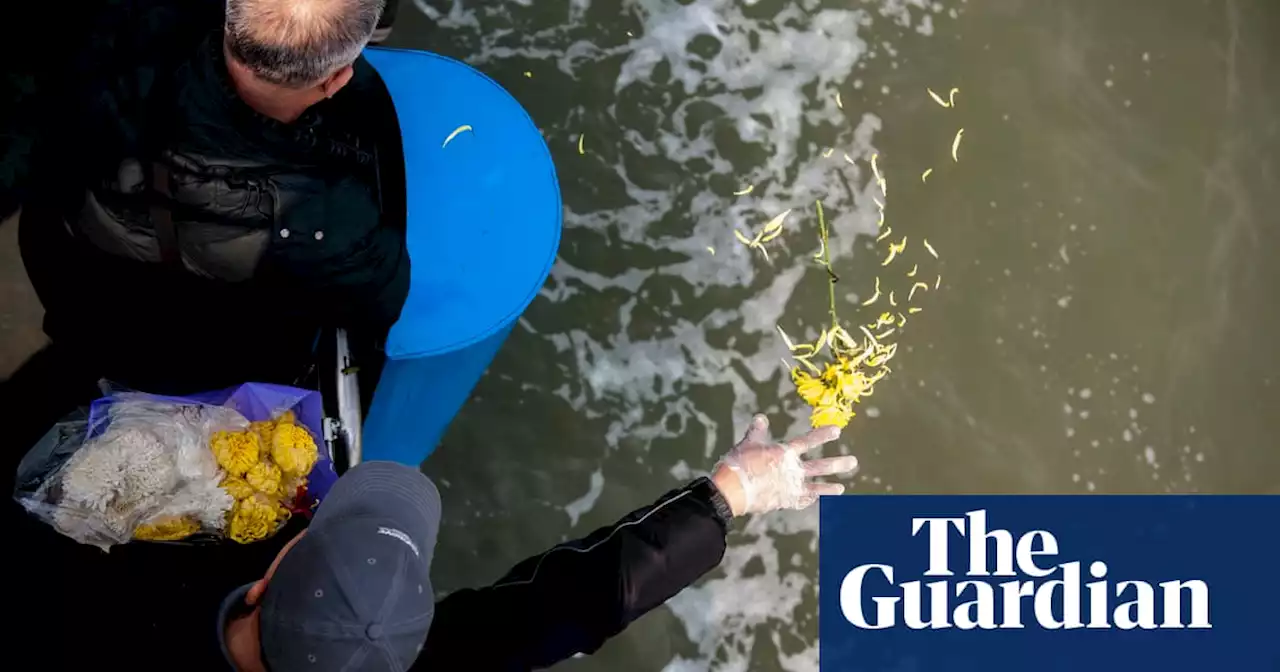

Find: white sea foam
<box><xmin>413</xmin><ymin>0</ymin><xmax>953</xmax><ymax>668</ymax></box>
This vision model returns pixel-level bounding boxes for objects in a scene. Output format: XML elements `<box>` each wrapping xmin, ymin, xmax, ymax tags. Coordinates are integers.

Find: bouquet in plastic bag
<box><xmin>13</xmin><ymin>383</ymin><xmax>337</xmax><ymax>550</ymax></box>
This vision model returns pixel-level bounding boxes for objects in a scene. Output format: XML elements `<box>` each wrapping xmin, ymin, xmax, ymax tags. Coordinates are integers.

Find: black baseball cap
<box><xmin>221</xmin><ymin>461</ymin><xmax>441</xmax><ymax>671</ymax></box>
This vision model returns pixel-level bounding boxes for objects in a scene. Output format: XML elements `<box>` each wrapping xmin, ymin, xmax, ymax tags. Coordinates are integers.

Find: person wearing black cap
<box><xmin>218</xmin><ymin>415</ymin><xmax>857</xmax><ymax>670</ymax></box>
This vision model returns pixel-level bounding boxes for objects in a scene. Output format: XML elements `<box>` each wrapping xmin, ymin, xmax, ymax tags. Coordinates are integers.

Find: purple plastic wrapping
<box><xmin>86</xmin><ymin>383</ymin><xmax>336</xmax><ymax>502</ymax></box>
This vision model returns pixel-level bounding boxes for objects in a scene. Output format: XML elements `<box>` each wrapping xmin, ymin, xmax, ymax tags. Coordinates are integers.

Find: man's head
<box><xmin>223</xmin><ymin>0</ymin><xmax>385</xmax><ymax>116</ymax></box>
<box><xmin>221</xmin><ymin>462</ymin><xmax>441</xmax><ymax>672</ymax></box>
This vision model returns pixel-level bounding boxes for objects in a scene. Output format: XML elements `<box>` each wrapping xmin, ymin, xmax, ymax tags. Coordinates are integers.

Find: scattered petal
<box><xmin>908</xmin><ymin>281</ymin><xmax>929</xmax><ymax>301</ymax></box>
<box><xmin>822</xmin><ymin>147</ymin><xmax>834</xmax><ymax>158</ymax></box>
<box><xmin>889</xmin><ymin>291</ymin><xmax>897</xmax><ymax>307</ymax></box>
<box><xmin>441</xmin><ymin>124</ymin><xmax>473</xmax><ymax>148</ymax></box>
<box><xmin>777</xmin><ymin>325</ymin><xmax>797</xmax><ymax>351</ymax></box>
<box><xmin>875</xmin><ymin>328</ymin><xmax>896</xmax><ymax>340</ymax></box>
<box><xmin>908</xmin><ymin>307</ymin><xmax>923</xmax><ymax>314</ymax></box>
<box><xmin>896</xmin><ymin>313</ymin><xmax>907</xmax><ymax>327</ymax></box>
<box><xmin>859</xmin><ymin>325</ymin><xmax>879</xmax><ymax>345</ymax></box>
<box><xmin>734</xmin><ymin>230</ymin><xmax>752</xmax><ymax>246</ymax></box>
<box><xmin>948</xmin><ymin>87</ymin><xmax>959</xmax><ymax>106</ymax></box>
<box><xmin>733</xmin><ymin>184</ymin><xmax>755</xmax><ymax>196</ymax></box>
<box><xmin>921</xmin><ymin>168</ymin><xmax>933</xmax><ymax>183</ymax></box>
<box><xmin>882</xmin><ymin>236</ymin><xmax>907</xmax><ymax>266</ymax></box>
<box><xmin>524</xmin><ymin>71</ymin><xmax>533</xmax><ymax>78</ymax></box>
<box><xmin>873</xmin><ymin>197</ymin><xmax>884</xmax><ymax>211</ymax></box>
<box><xmin>707</xmin><ymin>246</ymin><xmax>715</xmax><ymax>255</ymax></box>
<box><xmin>927</xmin><ymin>87</ymin><xmax>951</xmax><ymax>108</ymax></box>
<box><xmin>843</xmin><ymin>153</ymin><xmax>856</xmax><ymax>166</ymax></box>
<box><xmin>951</xmin><ymin>128</ymin><xmax>964</xmax><ymax>162</ymax></box>
<box><xmin>578</xmin><ymin>134</ymin><xmax>586</xmax><ymax>155</ymax></box>
<box><xmin>876</xmin><ymin>226</ymin><xmax>893</xmax><ymax>242</ymax></box>
<box><xmin>935</xmin><ymin>274</ymin><xmax>942</xmax><ymax>289</ymax></box>
<box><xmin>762</xmin><ymin>209</ymin><xmax>792</xmax><ymax>234</ymax></box>
<box><xmin>906</xmin><ymin>264</ymin><xmax>918</xmax><ymax>277</ymax></box>
<box><xmin>861</xmin><ymin>277</ymin><xmax>882</xmax><ymax>306</ymax></box>
<box><xmin>836</xmin><ymin>92</ymin><xmax>844</xmax><ymax>109</ymax></box>
<box><xmin>923</xmin><ymin>239</ymin><xmax>939</xmax><ymax>258</ymax></box>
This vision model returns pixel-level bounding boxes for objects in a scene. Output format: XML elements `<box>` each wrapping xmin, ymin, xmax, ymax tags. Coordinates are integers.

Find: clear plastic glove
<box><xmin>712</xmin><ymin>414</ymin><xmax>859</xmax><ymax>515</ymax></box>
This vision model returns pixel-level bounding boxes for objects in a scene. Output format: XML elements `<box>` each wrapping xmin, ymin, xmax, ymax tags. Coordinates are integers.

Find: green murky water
<box><xmin>391</xmin><ymin>1</ymin><xmax>1280</xmax><ymax>669</ymax></box>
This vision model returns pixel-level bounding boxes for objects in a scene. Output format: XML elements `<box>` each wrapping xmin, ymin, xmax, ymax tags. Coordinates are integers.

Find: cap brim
<box><xmin>313</xmin><ymin>461</ymin><xmax>441</xmax><ymax>568</ymax></box>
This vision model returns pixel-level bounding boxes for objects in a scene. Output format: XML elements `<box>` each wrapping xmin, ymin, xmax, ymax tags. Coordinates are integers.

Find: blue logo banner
<box><xmin>819</xmin><ymin>496</ymin><xmax>1280</xmax><ymax>671</ymax></box>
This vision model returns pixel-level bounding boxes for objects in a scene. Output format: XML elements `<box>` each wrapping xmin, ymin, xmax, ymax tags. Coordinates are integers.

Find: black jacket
<box><xmin>4</xmin><ymin>352</ymin><xmax>731</xmax><ymax>671</ymax></box>
<box><xmin>4</xmin><ymin>0</ymin><xmax>409</xmax><ymax>344</ymax></box>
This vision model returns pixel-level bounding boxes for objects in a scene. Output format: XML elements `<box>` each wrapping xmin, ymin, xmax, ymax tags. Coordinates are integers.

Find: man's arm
<box><xmin>415</xmin><ymin>477</ymin><xmax>734</xmax><ymax>670</ymax></box>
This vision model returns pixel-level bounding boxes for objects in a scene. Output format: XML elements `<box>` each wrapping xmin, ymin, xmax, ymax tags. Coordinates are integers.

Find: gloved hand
<box><xmin>712</xmin><ymin>414</ymin><xmax>859</xmax><ymax>515</ymax></box>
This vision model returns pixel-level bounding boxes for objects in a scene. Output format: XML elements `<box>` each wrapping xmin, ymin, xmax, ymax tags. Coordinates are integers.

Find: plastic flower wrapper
<box><xmin>14</xmin><ymin>382</ymin><xmax>333</xmax><ymax>549</ymax></box>
<box><xmin>13</xmin><ymin>397</ymin><xmax>249</xmax><ymax>550</ymax></box>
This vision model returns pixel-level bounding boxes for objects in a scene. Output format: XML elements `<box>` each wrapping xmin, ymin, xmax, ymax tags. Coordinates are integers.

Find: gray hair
<box><xmin>225</xmin><ymin>0</ymin><xmax>385</xmax><ymax>88</ymax></box>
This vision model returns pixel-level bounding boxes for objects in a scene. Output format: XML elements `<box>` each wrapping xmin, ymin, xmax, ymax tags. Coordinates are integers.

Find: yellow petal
<box><xmin>707</xmin><ymin>246</ymin><xmax>715</xmax><ymax>255</ymax></box>
<box><xmin>908</xmin><ymin>307</ymin><xmax>923</xmax><ymax>314</ymax></box>
<box><xmin>876</xmin><ymin>226</ymin><xmax>893</xmax><ymax>242</ymax></box>
<box><xmin>921</xmin><ymin>168</ymin><xmax>933</xmax><ymax>183</ymax></box>
<box><xmin>951</xmin><ymin>128</ymin><xmax>964</xmax><ymax>162</ymax></box>
<box><xmin>906</xmin><ymin>263</ymin><xmax>918</xmax><ymax>277</ymax></box>
<box><xmin>762</xmin><ymin>209</ymin><xmax>792</xmax><ymax>234</ymax></box>
<box><xmin>578</xmin><ymin>134</ymin><xmax>586</xmax><ymax>155</ymax></box>
<box><xmin>889</xmin><ymin>291</ymin><xmax>897</xmax><ymax>307</ymax></box>
<box><xmin>733</xmin><ymin>184</ymin><xmax>754</xmax><ymax>196</ymax></box>
<box><xmin>875</xmin><ymin>328</ymin><xmax>896</xmax><ymax>340</ymax></box>
<box><xmin>896</xmin><ymin>312</ymin><xmax>907</xmax><ymax>327</ymax></box>
<box><xmin>948</xmin><ymin>87</ymin><xmax>959</xmax><ymax>106</ymax></box>
<box><xmin>843</xmin><ymin>153</ymin><xmax>857</xmax><ymax>166</ymax></box>
<box><xmin>860</xmin><ymin>277</ymin><xmax>882</xmax><ymax>306</ymax></box>
<box><xmin>924</xmin><ymin>239</ymin><xmax>939</xmax><ymax>258</ymax></box>
<box><xmin>908</xmin><ymin>282</ymin><xmax>929</xmax><ymax>301</ymax></box>
<box><xmin>813</xmin><ymin>328</ymin><xmax>829</xmax><ymax>354</ymax></box>
<box><xmin>927</xmin><ymin>87</ymin><xmax>951</xmax><ymax>108</ymax></box>
<box><xmin>822</xmin><ymin>147</ymin><xmax>834</xmax><ymax>158</ymax></box>
<box><xmin>441</xmin><ymin>124</ymin><xmax>473</xmax><ymax>148</ymax></box>
<box><xmin>836</xmin><ymin>92</ymin><xmax>843</xmax><ymax>109</ymax></box>
<box><xmin>794</xmin><ymin>355</ymin><xmax>821</xmax><ymax>375</ymax></box>
<box><xmin>859</xmin><ymin>325</ymin><xmax>879</xmax><ymax>346</ymax></box>
<box><xmin>734</xmin><ymin>229</ymin><xmax>752</xmax><ymax>245</ymax></box>
<box><xmin>777</xmin><ymin>325</ymin><xmax>798</xmax><ymax>351</ymax></box>
<box><xmin>935</xmin><ymin>274</ymin><xmax>942</xmax><ymax>289</ymax></box>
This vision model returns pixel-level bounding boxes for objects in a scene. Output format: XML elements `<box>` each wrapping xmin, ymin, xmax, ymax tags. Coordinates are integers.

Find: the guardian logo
<box><xmin>840</xmin><ymin>510</ymin><xmax>1212</xmax><ymax>631</ymax></box>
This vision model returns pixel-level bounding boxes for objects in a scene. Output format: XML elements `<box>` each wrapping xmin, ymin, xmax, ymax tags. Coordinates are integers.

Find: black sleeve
<box><xmin>415</xmin><ymin>477</ymin><xmax>734</xmax><ymax>671</ymax></box>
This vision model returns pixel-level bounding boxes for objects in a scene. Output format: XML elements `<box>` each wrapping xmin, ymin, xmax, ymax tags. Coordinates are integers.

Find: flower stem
<box><xmin>816</xmin><ymin>200</ymin><xmax>838</xmax><ymax>330</ymax></box>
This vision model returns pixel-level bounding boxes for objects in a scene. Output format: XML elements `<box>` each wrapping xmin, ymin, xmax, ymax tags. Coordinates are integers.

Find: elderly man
<box><xmin>4</xmin><ymin>0</ymin><xmax>407</xmax><ymax>396</ymax></box>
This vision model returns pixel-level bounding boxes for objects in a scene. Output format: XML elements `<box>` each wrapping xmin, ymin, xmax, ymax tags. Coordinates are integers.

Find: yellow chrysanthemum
<box><xmin>228</xmin><ymin>494</ymin><xmax>286</xmax><ymax>544</ymax></box>
<box><xmin>246</xmin><ymin>460</ymin><xmax>283</xmax><ymax>497</ymax></box>
<box><xmin>271</xmin><ymin>424</ymin><xmax>318</xmax><ymax>477</ymax></box>
<box><xmin>281</xmin><ymin>476</ymin><xmax>308</xmax><ymax>499</ymax></box>
<box><xmin>250</xmin><ymin>420</ymin><xmax>276</xmax><ymax>450</ymax></box>
<box><xmin>211</xmin><ymin>430</ymin><xmax>260</xmax><ymax>476</ymax></box>
<box><xmin>134</xmin><ymin>515</ymin><xmax>201</xmax><ymax>541</ymax></box>
<box><xmin>811</xmin><ymin>402</ymin><xmax>855</xmax><ymax>428</ymax></box>
<box><xmin>220</xmin><ymin>475</ymin><xmax>256</xmax><ymax>501</ymax></box>
<box><xmin>275</xmin><ymin>410</ymin><xmax>297</xmax><ymax>426</ymax></box>
<box><xmin>792</xmin><ymin>369</ymin><xmax>828</xmax><ymax>407</ymax></box>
